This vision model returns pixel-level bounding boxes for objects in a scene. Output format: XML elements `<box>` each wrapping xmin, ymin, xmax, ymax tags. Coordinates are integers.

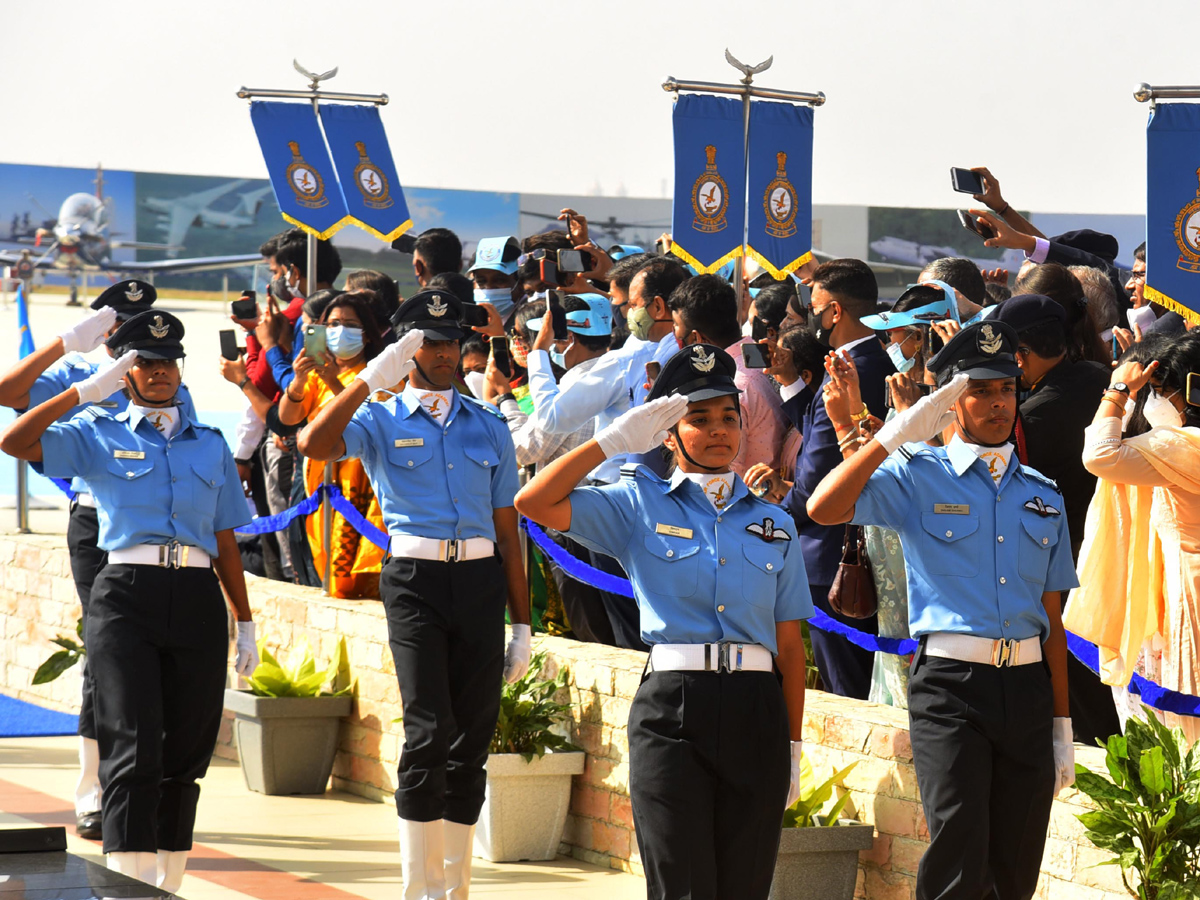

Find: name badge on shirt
<box><xmin>655</xmin><ymin>523</ymin><xmax>693</xmax><ymax>539</ymax></box>
<box><xmin>933</xmin><ymin>503</ymin><xmax>970</xmax><ymax>515</ymax></box>
<box><xmin>393</xmin><ymin>438</ymin><xmax>425</xmax><ymax>448</ymax></box>
<box><xmin>113</xmin><ymin>450</ymin><xmax>146</xmax><ymax>460</ymax></box>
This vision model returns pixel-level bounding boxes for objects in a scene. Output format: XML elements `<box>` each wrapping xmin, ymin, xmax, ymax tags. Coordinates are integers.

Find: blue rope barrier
<box><xmin>234</xmin><ymin>488</ymin><xmax>323</xmax><ymax>536</ymax></box>
<box><xmin>1067</xmin><ymin>632</ymin><xmax>1200</xmax><ymax>718</ymax></box>
<box><xmin>325</xmin><ymin>484</ymin><xmax>390</xmax><ymax>551</ymax></box>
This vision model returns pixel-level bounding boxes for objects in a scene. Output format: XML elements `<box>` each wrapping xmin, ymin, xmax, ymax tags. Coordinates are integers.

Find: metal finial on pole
<box><xmin>725</xmin><ymin>49</ymin><xmax>773</xmax><ymax>86</ymax></box>
<box><xmin>293</xmin><ymin>60</ymin><xmax>339</xmax><ymax>92</ymax></box>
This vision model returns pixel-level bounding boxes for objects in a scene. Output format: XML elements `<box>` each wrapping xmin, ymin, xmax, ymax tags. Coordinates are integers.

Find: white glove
<box><xmin>503</xmin><ymin>624</ymin><xmax>532</xmax><ymax>684</ymax></box>
<box><xmin>59</xmin><ymin>306</ymin><xmax>117</xmax><ymax>354</ymax></box>
<box><xmin>785</xmin><ymin>740</ymin><xmax>804</xmax><ymax>809</ymax></box>
<box><xmin>1053</xmin><ymin>717</ymin><xmax>1075</xmax><ymax>794</ymax></box>
<box><xmin>74</xmin><ymin>350</ymin><xmax>137</xmax><ymax>406</ymax></box>
<box><xmin>358</xmin><ymin>328</ymin><xmax>424</xmax><ymax>394</ymax></box>
<box><xmin>235</xmin><ymin>621</ymin><xmax>260</xmax><ymax>678</ymax></box>
<box><xmin>594</xmin><ymin>394</ymin><xmax>690</xmax><ymax>458</ymax></box>
<box><xmin>875</xmin><ymin>372</ymin><xmax>970</xmax><ymax>453</ymax></box>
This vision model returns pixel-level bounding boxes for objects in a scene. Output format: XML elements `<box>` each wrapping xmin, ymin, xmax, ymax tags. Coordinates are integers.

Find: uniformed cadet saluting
<box><xmin>807</xmin><ymin>321</ymin><xmax>1077</xmax><ymax>900</ymax></box>
<box><xmin>0</xmin><ymin>280</ymin><xmax>195</xmax><ymax>843</ymax></box>
<box><xmin>0</xmin><ymin>310</ymin><xmax>257</xmax><ymax>894</ymax></box>
<box><xmin>298</xmin><ymin>289</ymin><xmax>531</xmax><ymax>900</ymax></box>
<box><xmin>516</xmin><ymin>344</ymin><xmax>812</xmax><ymax>900</ymax></box>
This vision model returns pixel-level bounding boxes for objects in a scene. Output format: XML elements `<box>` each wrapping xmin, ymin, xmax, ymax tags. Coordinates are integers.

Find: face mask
<box><xmin>549</xmin><ymin>338</ymin><xmax>573</xmax><ymax>370</ymax></box>
<box><xmin>473</xmin><ymin>288</ymin><xmax>514</xmax><ymax>318</ymax></box>
<box><xmin>1127</xmin><ymin>304</ymin><xmax>1157</xmax><ymax>333</ymax></box>
<box><xmin>741</xmin><ymin>319</ymin><xmax>755</xmax><ymax>338</ymax></box>
<box><xmin>463</xmin><ymin>370</ymin><xmax>487</xmax><ymax>399</ymax></box>
<box><xmin>807</xmin><ymin>306</ymin><xmax>832</xmax><ymax>346</ymax></box>
<box><xmin>326</xmin><ymin>325</ymin><xmax>364</xmax><ymax>360</ymax></box>
<box><xmin>1143</xmin><ymin>391</ymin><xmax>1182</xmax><ymax>429</ymax></box>
<box><xmin>286</xmin><ymin>268</ymin><xmax>303</xmax><ymax>297</ymax></box>
<box><xmin>627</xmin><ymin>306</ymin><xmax>656</xmax><ymax>341</ymax></box>
<box><xmin>509</xmin><ymin>337</ymin><xmax>529</xmax><ymax>369</ymax></box>
<box><xmin>886</xmin><ymin>340</ymin><xmax>916</xmax><ymax>374</ymax></box>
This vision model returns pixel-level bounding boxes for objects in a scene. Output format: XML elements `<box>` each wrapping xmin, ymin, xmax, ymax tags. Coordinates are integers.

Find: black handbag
<box><xmin>827</xmin><ymin>524</ymin><xmax>878</xmax><ymax>619</ymax></box>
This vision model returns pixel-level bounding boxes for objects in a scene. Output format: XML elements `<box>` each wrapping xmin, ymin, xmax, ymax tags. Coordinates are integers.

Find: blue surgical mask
<box><xmin>474</xmin><ymin>288</ymin><xmax>514</xmax><ymax>319</ymax></box>
<box><xmin>549</xmin><ymin>338</ymin><xmax>573</xmax><ymax>369</ymax></box>
<box><xmin>886</xmin><ymin>340</ymin><xmax>916</xmax><ymax>374</ymax></box>
<box><xmin>326</xmin><ymin>325</ymin><xmax>364</xmax><ymax>359</ymax></box>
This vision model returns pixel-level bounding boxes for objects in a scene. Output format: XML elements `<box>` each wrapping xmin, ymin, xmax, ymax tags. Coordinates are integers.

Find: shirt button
<box><xmin>171</xmin><ymin>513</ymin><xmax>177</xmax><ymax>519</ymax></box>
<box><xmin>999</xmin><ymin>576</ymin><xmax>1007</xmax><ymax>584</ymax></box>
<box><xmin>945</xmin><ymin>530</ymin><xmax>953</xmax><ymax>538</ymax></box>
<box><xmin>717</xmin><ymin>516</ymin><xmax>722</xmax><ymax>523</ymax></box>
<box><xmin>1004</xmin><ymin>620</ymin><xmax>1011</xmax><ymax>627</ymax></box>
<box><xmin>172</xmin><ymin>477</ymin><xmax>177</xmax><ymax>483</ymax></box>
<box><xmin>448</xmin><ymin>463</ymin><xmax>454</xmax><ymax>469</ymax></box>
<box><xmin>1042</xmin><ymin>537</ymin><xmax>1049</xmax><ymax>545</ymax></box>
<box><xmin>454</xmin><ymin>498</ymin><xmax>459</xmax><ymax>504</ymax></box>
<box><xmin>483</xmin><ymin>460</ymin><xmax>490</xmax><ymax>466</ymax></box>
<box><xmin>719</xmin><ymin>557</ymin><xmax>726</xmax><ymax>565</ymax></box>
<box><xmin>766</xmin><ymin>563</ymin><xmax>774</xmax><ymax>571</ymax></box>
<box><xmin>407</xmin><ymin>460</ymin><xmax>414</xmax><ymax>467</ymax></box>
<box><xmin>997</xmin><ymin>535</ymin><xmax>1004</xmax><ymax>543</ymax></box>
<box><xmin>717</xmin><ymin>605</ymin><xmax>725</xmax><ymax>612</ymax></box>
<box><xmin>666</xmin><ymin>550</ymin><xmax>675</xmax><ymax>558</ymax></box>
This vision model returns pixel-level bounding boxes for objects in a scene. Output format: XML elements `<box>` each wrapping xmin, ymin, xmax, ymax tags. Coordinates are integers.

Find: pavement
<box><xmin>0</xmin><ymin>735</ymin><xmax>647</xmax><ymax>899</ymax></box>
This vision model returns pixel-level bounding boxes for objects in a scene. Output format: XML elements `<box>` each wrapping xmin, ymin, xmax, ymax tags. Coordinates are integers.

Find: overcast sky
<box><xmin>3</xmin><ymin>1</ymin><xmax>1185</xmax><ymax>215</ymax></box>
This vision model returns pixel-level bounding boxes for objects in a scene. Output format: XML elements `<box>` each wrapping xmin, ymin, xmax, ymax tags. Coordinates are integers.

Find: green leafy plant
<box><xmin>1073</xmin><ymin>708</ymin><xmax>1200</xmax><ymax>899</ymax></box>
<box><xmin>244</xmin><ymin>636</ymin><xmax>354</xmax><ymax>699</ymax></box>
<box><xmin>489</xmin><ymin>650</ymin><xmax>580</xmax><ymax>762</ymax></box>
<box><xmin>33</xmin><ymin>617</ymin><xmax>86</xmax><ymax>685</ymax></box>
<box><xmin>782</xmin><ymin>756</ymin><xmax>858</xmax><ymax>828</ymax></box>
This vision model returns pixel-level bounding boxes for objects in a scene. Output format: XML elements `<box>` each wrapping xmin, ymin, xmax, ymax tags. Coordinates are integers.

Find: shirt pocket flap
<box><xmin>464</xmin><ymin>445</ymin><xmax>498</xmax><ymax>469</ymax></box>
<box><xmin>920</xmin><ymin>512</ymin><xmax>980</xmax><ymax>543</ymax></box>
<box><xmin>1020</xmin><ymin>517</ymin><xmax>1060</xmax><ymax>549</ymax></box>
<box><xmin>105</xmin><ymin>456</ymin><xmax>154</xmax><ymax>480</ymax></box>
<box><xmin>191</xmin><ymin>462</ymin><xmax>226</xmax><ymax>489</ymax></box>
<box><xmin>386</xmin><ymin>440</ymin><xmax>434</xmax><ymax>469</ymax></box>
<box><xmin>641</xmin><ymin>534</ymin><xmax>701</xmax><ymax>562</ymax></box>
<box><xmin>742</xmin><ymin>542</ymin><xmax>785</xmax><ymax>574</ymax></box>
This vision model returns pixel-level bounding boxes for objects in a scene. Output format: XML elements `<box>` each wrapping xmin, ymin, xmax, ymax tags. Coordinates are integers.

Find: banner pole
<box><xmin>322</xmin><ymin>462</ymin><xmax>333</xmax><ymax>596</ymax></box>
<box><xmin>16</xmin><ymin>459</ymin><xmax>30</xmax><ymax>533</ymax></box>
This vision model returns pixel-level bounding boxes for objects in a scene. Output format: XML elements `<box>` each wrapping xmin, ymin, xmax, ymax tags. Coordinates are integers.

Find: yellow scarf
<box><xmin>1064</xmin><ymin>426</ymin><xmax>1200</xmax><ymax>686</ymax></box>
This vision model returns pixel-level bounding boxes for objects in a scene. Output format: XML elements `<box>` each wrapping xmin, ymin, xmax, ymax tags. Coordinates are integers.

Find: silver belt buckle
<box><xmin>715</xmin><ymin>642</ymin><xmax>745</xmax><ymax>673</ymax></box>
<box><xmin>441</xmin><ymin>539</ymin><xmax>462</xmax><ymax>562</ymax></box>
<box><xmin>157</xmin><ymin>542</ymin><xmax>186</xmax><ymax>569</ymax></box>
<box><xmin>991</xmin><ymin>638</ymin><xmax>1019</xmax><ymax>668</ymax></box>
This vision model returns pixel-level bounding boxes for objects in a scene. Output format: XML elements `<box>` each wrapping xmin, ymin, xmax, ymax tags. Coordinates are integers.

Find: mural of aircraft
<box><xmin>142</xmin><ymin>181</ymin><xmax>274</xmax><ymax>257</ymax></box>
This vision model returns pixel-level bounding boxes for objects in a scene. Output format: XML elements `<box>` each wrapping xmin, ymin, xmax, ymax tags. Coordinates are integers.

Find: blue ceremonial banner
<box><xmin>746</xmin><ymin>101</ymin><xmax>813</xmax><ymax>279</ymax></box>
<box><xmin>249</xmin><ymin>101</ymin><xmax>351</xmax><ymax>240</ymax></box>
<box><xmin>16</xmin><ymin>283</ymin><xmax>34</xmax><ymax>358</ymax></box>
<box><xmin>319</xmin><ymin>104</ymin><xmax>413</xmax><ymax>243</ymax></box>
<box><xmin>1145</xmin><ymin>102</ymin><xmax>1200</xmax><ymax>325</ymax></box>
<box><xmin>670</xmin><ymin>94</ymin><xmax>745</xmax><ymax>274</ymax></box>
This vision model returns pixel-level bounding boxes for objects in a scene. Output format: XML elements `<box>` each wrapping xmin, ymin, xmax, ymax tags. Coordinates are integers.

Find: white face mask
<box><xmin>1127</xmin><ymin>304</ymin><xmax>1156</xmax><ymax>333</ymax></box>
<box><xmin>1143</xmin><ymin>391</ymin><xmax>1182</xmax><ymax>429</ymax></box>
<box><xmin>463</xmin><ymin>370</ymin><xmax>487</xmax><ymax>399</ymax></box>
<box><xmin>741</xmin><ymin>319</ymin><xmax>755</xmax><ymax>338</ymax></box>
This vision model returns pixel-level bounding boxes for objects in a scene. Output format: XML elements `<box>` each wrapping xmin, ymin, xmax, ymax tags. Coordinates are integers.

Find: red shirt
<box><xmin>245</xmin><ymin>297</ymin><xmax>305</xmax><ymax>400</ymax></box>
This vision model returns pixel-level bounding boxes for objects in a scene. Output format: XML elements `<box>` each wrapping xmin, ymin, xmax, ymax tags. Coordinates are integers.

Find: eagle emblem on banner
<box><xmin>352</xmin><ymin>141</ymin><xmax>394</xmax><ymax>210</ymax></box>
<box><xmin>285</xmin><ymin>141</ymin><xmax>330</xmax><ymax>210</ymax></box>
<box><xmin>763</xmin><ymin>151</ymin><xmax>798</xmax><ymax>239</ymax></box>
<box><xmin>1173</xmin><ymin>168</ymin><xmax>1200</xmax><ymax>273</ymax></box>
<box><xmin>691</xmin><ymin>145</ymin><xmax>729</xmax><ymax>234</ymax></box>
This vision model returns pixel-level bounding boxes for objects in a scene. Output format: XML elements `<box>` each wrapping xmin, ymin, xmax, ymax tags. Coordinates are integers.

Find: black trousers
<box><xmin>629</xmin><ymin>670</ymin><xmax>790</xmax><ymax>900</ymax></box>
<box><xmin>547</xmin><ymin>530</ymin><xmax>615</xmax><ymax>646</ymax></box>
<box><xmin>381</xmin><ymin>555</ymin><xmax>506</xmax><ymax>825</ymax></box>
<box><xmin>66</xmin><ymin>502</ymin><xmax>106</xmax><ymax>743</ymax></box>
<box><xmin>807</xmin><ymin>584</ymin><xmax>876</xmax><ymax>701</ymax></box>
<box><xmin>87</xmin><ymin>564</ymin><xmax>229</xmax><ymax>853</ymax></box>
<box><xmin>908</xmin><ymin>650</ymin><xmax>1056</xmax><ymax>900</ymax></box>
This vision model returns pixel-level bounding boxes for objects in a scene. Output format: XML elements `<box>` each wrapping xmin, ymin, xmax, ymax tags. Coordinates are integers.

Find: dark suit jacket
<box><xmin>1143</xmin><ymin>310</ymin><xmax>1187</xmax><ymax>337</ymax></box>
<box><xmin>782</xmin><ymin>337</ymin><xmax>893</xmax><ymax>586</ymax></box>
<box><xmin>1020</xmin><ymin>358</ymin><xmax>1109</xmax><ymax>557</ymax></box>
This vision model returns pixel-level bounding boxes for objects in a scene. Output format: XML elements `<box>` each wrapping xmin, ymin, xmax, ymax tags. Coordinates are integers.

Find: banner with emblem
<box><xmin>1145</xmin><ymin>102</ymin><xmax>1200</xmax><ymax>324</ymax></box>
<box><xmin>745</xmin><ymin>100</ymin><xmax>813</xmax><ymax>279</ymax></box>
<box><xmin>669</xmin><ymin>94</ymin><xmax>745</xmax><ymax>274</ymax></box>
<box><xmin>318</xmin><ymin>104</ymin><xmax>413</xmax><ymax>243</ymax></box>
<box><xmin>249</xmin><ymin>101</ymin><xmax>351</xmax><ymax>240</ymax></box>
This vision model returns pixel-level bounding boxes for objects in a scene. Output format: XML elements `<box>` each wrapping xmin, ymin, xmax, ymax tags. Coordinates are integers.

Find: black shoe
<box><xmin>76</xmin><ymin>811</ymin><xmax>102</xmax><ymax>840</ymax></box>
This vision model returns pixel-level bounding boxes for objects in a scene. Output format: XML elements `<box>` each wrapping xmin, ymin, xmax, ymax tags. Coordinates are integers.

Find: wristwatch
<box><xmin>1106</xmin><ymin>382</ymin><xmax>1130</xmax><ymax>395</ymax></box>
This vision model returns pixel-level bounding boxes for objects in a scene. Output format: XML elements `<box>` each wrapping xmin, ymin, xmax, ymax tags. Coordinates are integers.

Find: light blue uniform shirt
<box><xmin>341</xmin><ymin>387</ymin><xmax>519</xmax><ymax>541</ymax></box>
<box><xmin>565</xmin><ymin>465</ymin><xmax>813</xmax><ymax>654</ymax></box>
<box><xmin>40</xmin><ymin>405</ymin><xmax>248</xmax><ymax>557</ymax></box>
<box><xmin>852</xmin><ymin>437</ymin><xmax>1078</xmax><ymax>642</ymax></box>
<box><xmin>528</xmin><ymin>333</ymin><xmax>678</xmax><ymax>483</ymax></box>
<box><xmin>26</xmin><ymin>354</ymin><xmax>197</xmax><ymax>496</ymax></box>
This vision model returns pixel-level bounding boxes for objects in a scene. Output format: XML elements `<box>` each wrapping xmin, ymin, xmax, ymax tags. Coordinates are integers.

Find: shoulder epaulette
<box><xmin>619</xmin><ymin>463</ymin><xmax>667</xmax><ymax>485</ymax></box>
<box><xmin>79</xmin><ymin>405</ymin><xmax>110</xmax><ymax>420</ymax></box>
<box><xmin>1020</xmin><ymin>465</ymin><xmax>1061</xmax><ymax>494</ymax></box>
<box><xmin>460</xmin><ymin>394</ymin><xmax>507</xmax><ymax>421</ymax></box>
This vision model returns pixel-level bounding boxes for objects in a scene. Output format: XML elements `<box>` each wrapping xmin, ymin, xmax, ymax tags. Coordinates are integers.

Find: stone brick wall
<box><xmin>0</xmin><ymin>533</ymin><xmax>1126</xmax><ymax>898</ymax></box>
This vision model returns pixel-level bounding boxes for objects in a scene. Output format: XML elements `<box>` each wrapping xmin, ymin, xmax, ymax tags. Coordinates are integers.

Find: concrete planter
<box><xmin>223</xmin><ymin>689</ymin><xmax>352</xmax><ymax>795</ymax></box>
<box><xmin>473</xmin><ymin>751</ymin><xmax>586</xmax><ymax>862</ymax></box>
<box><xmin>769</xmin><ymin>820</ymin><xmax>875</xmax><ymax>900</ymax></box>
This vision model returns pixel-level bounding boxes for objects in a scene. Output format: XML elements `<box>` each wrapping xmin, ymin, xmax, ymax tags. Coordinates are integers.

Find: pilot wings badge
<box><xmin>745</xmin><ymin>517</ymin><xmax>792</xmax><ymax>543</ymax></box>
<box><xmin>427</xmin><ymin>295</ymin><xmax>449</xmax><ymax>318</ymax></box>
<box><xmin>691</xmin><ymin>346</ymin><xmax>716</xmax><ymax>372</ymax></box>
<box><xmin>1023</xmin><ymin>496</ymin><xmax>1061</xmax><ymax>518</ymax></box>
<box><xmin>125</xmin><ymin>282</ymin><xmax>143</xmax><ymax>302</ymax></box>
<box><xmin>979</xmin><ymin>324</ymin><xmax>1003</xmax><ymax>355</ymax></box>
<box><xmin>149</xmin><ymin>315</ymin><xmax>170</xmax><ymax>339</ymax></box>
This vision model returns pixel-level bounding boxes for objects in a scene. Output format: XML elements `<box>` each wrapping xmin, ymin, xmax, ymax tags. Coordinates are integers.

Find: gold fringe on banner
<box><xmin>745</xmin><ymin>246</ymin><xmax>814</xmax><ymax>280</ymax></box>
<box><xmin>349</xmin><ymin>217</ymin><xmax>414</xmax><ymax>244</ymax></box>
<box><xmin>668</xmin><ymin>242</ymin><xmax>743</xmax><ymax>276</ymax></box>
<box><xmin>1144</xmin><ymin>284</ymin><xmax>1200</xmax><ymax>326</ymax></box>
<box><xmin>281</xmin><ymin>212</ymin><xmax>354</xmax><ymax>241</ymax></box>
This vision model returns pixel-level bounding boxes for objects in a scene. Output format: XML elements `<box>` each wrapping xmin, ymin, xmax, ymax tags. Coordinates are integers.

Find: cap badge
<box><xmin>125</xmin><ymin>282</ymin><xmax>143</xmax><ymax>302</ymax></box>
<box><xmin>691</xmin><ymin>347</ymin><xmax>716</xmax><ymax>373</ymax></box>
<box><xmin>478</xmin><ymin>244</ymin><xmax>499</xmax><ymax>262</ymax></box>
<box><xmin>979</xmin><ymin>324</ymin><xmax>1002</xmax><ymax>355</ymax></box>
<box><xmin>427</xmin><ymin>295</ymin><xmax>448</xmax><ymax>318</ymax></box>
<box><xmin>149</xmin><ymin>315</ymin><xmax>170</xmax><ymax>339</ymax></box>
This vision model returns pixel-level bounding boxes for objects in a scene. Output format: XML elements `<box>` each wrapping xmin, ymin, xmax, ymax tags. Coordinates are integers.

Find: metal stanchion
<box><xmin>16</xmin><ymin>460</ymin><xmax>30</xmax><ymax>533</ymax></box>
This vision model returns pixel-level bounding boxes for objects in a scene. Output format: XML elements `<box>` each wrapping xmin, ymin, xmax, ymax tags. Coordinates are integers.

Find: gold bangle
<box><xmin>1099</xmin><ymin>394</ymin><xmax>1126</xmax><ymax>408</ymax></box>
<box><xmin>850</xmin><ymin>406</ymin><xmax>870</xmax><ymax>422</ymax></box>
